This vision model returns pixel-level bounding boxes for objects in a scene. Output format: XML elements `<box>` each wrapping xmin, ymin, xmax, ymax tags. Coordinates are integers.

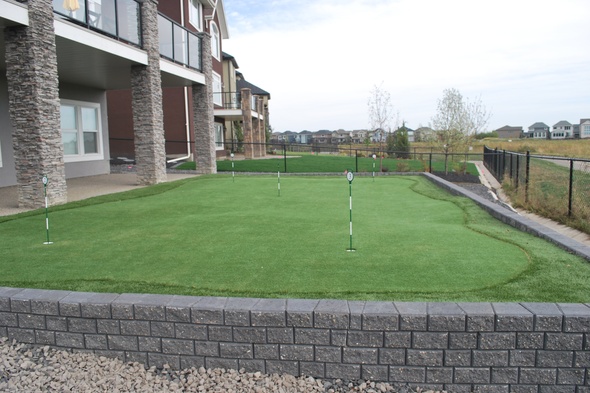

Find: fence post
<box><xmin>568</xmin><ymin>159</ymin><xmax>574</xmax><ymax>217</ymax></box>
<box><xmin>515</xmin><ymin>154</ymin><xmax>520</xmax><ymax>191</ymax></box>
<box><xmin>429</xmin><ymin>153</ymin><xmax>432</xmax><ymax>173</ymax></box>
<box><xmin>525</xmin><ymin>151</ymin><xmax>530</xmax><ymax>203</ymax></box>
<box><xmin>283</xmin><ymin>144</ymin><xmax>287</xmax><ymax>173</ymax></box>
<box><xmin>355</xmin><ymin>150</ymin><xmax>358</xmax><ymax>173</ymax></box>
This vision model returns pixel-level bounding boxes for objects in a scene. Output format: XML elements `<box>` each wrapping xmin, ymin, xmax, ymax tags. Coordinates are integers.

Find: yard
<box><xmin>1</xmin><ymin>175</ymin><xmax>589</xmax><ymax>302</ymax></box>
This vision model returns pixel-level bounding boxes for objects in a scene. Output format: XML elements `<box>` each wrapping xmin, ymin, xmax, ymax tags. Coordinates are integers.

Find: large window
<box><xmin>214</xmin><ymin>123</ymin><xmax>224</xmax><ymax>149</ymax></box>
<box><xmin>60</xmin><ymin>100</ymin><xmax>103</xmax><ymax>162</ymax></box>
<box><xmin>189</xmin><ymin>0</ymin><xmax>203</xmax><ymax>31</ymax></box>
<box><xmin>212</xmin><ymin>72</ymin><xmax>222</xmax><ymax>106</ymax></box>
<box><xmin>210</xmin><ymin>22</ymin><xmax>220</xmax><ymax>60</ymax></box>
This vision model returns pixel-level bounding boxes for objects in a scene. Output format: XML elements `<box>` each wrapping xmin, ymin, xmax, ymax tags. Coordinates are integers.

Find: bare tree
<box><xmin>368</xmin><ymin>83</ymin><xmax>395</xmax><ymax>152</ymax></box>
<box><xmin>429</xmin><ymin>88</ymin><xmax>491</xmax><ymax>173</ymax></box>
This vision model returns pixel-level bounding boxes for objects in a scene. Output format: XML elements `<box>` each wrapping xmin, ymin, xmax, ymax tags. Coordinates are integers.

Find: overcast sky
<box><xmin>221</xmin><ymin>0</ymin><xmax>590</xmax><ymax>133</ymax></box>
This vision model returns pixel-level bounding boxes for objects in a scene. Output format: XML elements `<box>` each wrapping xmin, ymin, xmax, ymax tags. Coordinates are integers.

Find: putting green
<box><xmin>0</xmin><ymin>175</ymin><xmax>531</xmax><ymax>298</ymax></box>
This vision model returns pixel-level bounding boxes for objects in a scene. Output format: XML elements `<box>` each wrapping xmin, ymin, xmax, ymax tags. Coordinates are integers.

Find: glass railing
<box><xmin>53</xmin><ymin>0</ymin><xmax>141</xmax><ymax>47</ymax></box>
<box><xmin>157</xmin><ymin>14</ymin><xmax>202</xmax><ymax>71</ymax></box>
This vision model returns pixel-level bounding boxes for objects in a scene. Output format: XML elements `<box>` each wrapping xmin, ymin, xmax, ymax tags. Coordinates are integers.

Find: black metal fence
<box><xmin>483</xmin><ymin>145</ymin><xmax>590</xmax><ymax>233</ymax></box>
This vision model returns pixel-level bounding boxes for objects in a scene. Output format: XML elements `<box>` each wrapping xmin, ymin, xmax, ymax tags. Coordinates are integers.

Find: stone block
<box><xmin>266</xmin><ymin>327</ymin><xmax>293</xmax><ymax>344</ymax></box>
<box><xmin>314</xmin><ymin>300</ymin><xmax>349</xmax><ymax>329</ymax></box>
<box><xmin>0</xmin><ymin>312</ymin><xmax>18</xmax><ymax>327</ymax></box>
<box><xmin>295</xmin><ymin>328</ymin><xmax>329</xmax><ymax>345</ymax></box>
<box><xmin>0</xmin><ymin>288</ymin><xmax>23</xmax><ymax>311</ymax></box>
<box><xmin>331</xmin><ymin>330</ymin><xmax>347</xmax><ymax>346</ymax></box>
<box><xmin>162</xmin><ymin>338</ymin><xmax>194</xmax><ymax>355</ymax></box>
<box><xmin>220</xmin><ymin>342</ymin><xmax>254</xmax><ymax>359</ymax></box>
<box><xmin>557</xmin><ymin>367</ymin><xmax>585</xmax><ymax>384</ymax></box>
<box><xmin>560</xmin><ymin>303</ymin><xmax>590</xmax><ymax>332</ymax></box>
<box><xmin>348</xmin><ymin>301</ymin><xmax>364</xmax><ymax>330</ymax></box>
<box><xmin>379</xmin><ymin>348</ymin><xmax>405</xmax><ymax>365</ymax></box>
<box><xmin>67</xmin><ymin>318</ymin><xmax>97</xmax><ymax>334</ymax></box>
<box><xmin>46</xmin><ymin>316</ymin><xmax>67</xmax><ymax>331</ymax></box>
<box><xmin>266</xmin><ymin>360</ymin><xmax>299</xmax><ymax>376</ymax></box>
<box><xmin>286</xmin><ymin>299</ymin><xmax>318</xmax><ymax>327</ymax></box>
<box><xmin>174</xmin><ymin>323</ymin><xmax>206</xmax><ymax>340</ymax></box>
<box><xmin>233</xmin><ymin>327</ymin><xmax>267</xmax><ymax>343</ymax></box>
<box><xmin>479</xmin><ymin>332</ymin><xmax>516</xmax><ymax>349</ymax></box>
<box><xmin>426</xmin><ymin>367</ymin><xmax>453</xmax><ymax>383</ymax></box>
<box><xmin>35</xmin><ymin>330</ymin><xmax>55</xmax><ymax>345</ymax></box>
<box><xmin>85</xmin><ymin>334</ymin><xmax>108</xmax><ymax>350</ymax></box>
<box><xmin>492</xmin><ymin>303</ymin><xmax>533</xmax><ymax>332</ymax></box>
<box><xmin>574</xmin><ymin>350</ymin><xmax>590</xmax><ymax>367</ymax></box>
<box><xmin>395</xmin><ymin>302</ymin><xmax>427</xmax><ymax>331</ymax></box>
<box><xmin>472</xmin><ymin>350</ymin><xmax>509</xmax><ymax>367</ymax></box>
<box><xmin>454</xmin><ymin>367</ymin><xmax>490</xmax><ymax>384</ymax></box>
<box><xmin>224</xmin><ymin>297</ymin><xmax>257</xmax><ymax>326</ymax></box>
<box><xmin>97</xmin><ymin>320</ymin><xmax>119</xmax><ymax>334</ymax></box>
<box><xmin>413</xmin><ymin>332</ymin><xmax>448</xmax><ymax>349</ymax></box>
<box><xmin>138</xmin><ymin>336</ymin><xmax>161</xmax><ymax>352</ymax></box>
<box><xmin>239</xmin><ymin>359</ymin><xmax>265</xmax><ymax>373</ymax></box>
<box><xmin>521</xmin><ymin>302</ymin><xmax>563</xmax><ymax>332</ymax></box>
<box><xmin>108</xmin><ymin>335</ymin><xmax>138</xmax><ymax>351</ymax></box>
<box><xmin>8</xmin><ymin>327</ymin><xmax>35</xmax><ymax>344</ymax></box>
<box><xmin>254</xmin><ymin>344</ymin><xmax>278</xmax><ymax>359</ymax></box>
<box><xmin>300</xmin><ymin>362</ymin><xmax>325</xmax><ymax>378</ymax></box>
<box><xmin>518</xmin><ymin>368</ymin><xmax>557</xmax><ymax>385</ymax></box>
<box><xmin>362</xmin><ymin>301</ymin><xmax>398</xmax><ymax>331</ymax></box>
<box><xmin>120</xmin><ymin>320</ymin><xmax>150</xmax><ymax>336</ymax></box>
<box><xmin>135</xmin><ymin>304</ymin><xmax>166</xmax><ymax>321</ymax></box>
<box><xmin>55</xmin><ymin>332</ymin><xmax>84</xmax><ymax>348</ymax></box>
<box><xmin>347</xmin><ymin>331</ymin><xmax>383</xmax><ymax>347</ymax></box>
<box><xmin>343</xmin><ymin>347</ymin><xmax>378</xmax><ymax>364</ymax></box>
<box><xmin>191</xmin><ymin>297</ymin><xmax>227</xmax><ymax>325</ymax></box>
<box><xmin>280</xmin><ymin>344</ymin><xmax>313</xmax><ymax>361</ymax></box>
<box><xmin>389</xmin><ymin>366</ymin><xmax>425</xmax><ymax>383</ymax></box>
<box><xmin>194</xmin><ymin>341</ymin><xmax>219</xmax><ymax>357</ymax></box>
<box><xmin>427</xmin><ymin>303</ymin><xmax>465</xmax><ymax>332</ymax></box>
<box><xmin>18</xmin><ymin>314</ymin><xmax>45</xmax><ymax>329</ymax></box>
<box><xmin>384</xmin><ymin>332</ymin><xmax>411</xmax><ymax>348</ymax></box>
<box><xmin>165</xmin><ymin>306</ymin><xmax>191</xmax><ymax>323</ymax></box>
<box><xmin>111</xmin><ymin>303</ymin><xmax>134</xmax><ymax>320</ymax></box>
<box><xmin>491</xmin><ymin>367</ymin><xmax>518</xmax><ymax>384</ymax></box>
<box><xmin>10</xmin><ymin>299</ymin><xmax>30</xmax><ymax>313</ymax></box>
<box><xmin>59</xmin><ymin>302</ymin><xmax>81</xmax><ymax>317</ymax></box>
<box><xmin>315</xmin><ymin>346</ymin><xmax>341</xmax><ymax>363</ymax></box>
<box><xmin>251</xmin><ymin>298</ymin><xmax>286</xmax><ymax>327</ymax></box>
<box><xmin>180</xmin><ymin>355</ymin><xmax>205</xmax><ymax>369</ymax></box>
<box><xmin>151</xmin><ymin>321</ymin><xmax>175</xmax><ymax>338</ymax></box>
<box><xmin>208</xmin><ymin>326</ymin><xmax>232</xmax><ymax>342</ymax></box>
<box><xmin>362</xmin><ymin>365</ymin><xmax>388</xmax><ymax>381</ymax></box>
<box><xmin>148</xmin><ymin>353</ymin><xmax>180</xmax><ymax>369</ymax></box>
<box><xmin>545</xmin><ymin>333</ymin><xmax>583</xmax><ymax>350</ymax></box>
<box><xmin>406</xmin><ymin>350</ymin><xmax>443</xmax><ymax>367</ymax></box>
<box><xmin>509</xmin><ymin>350</ymin><xmax>536</xmax><ymax>367</ymax></box>
<box><xmin>536</xmin><ymin>350</ymin><xmax>573</xmax><ymax>367</ymax></box>
<box><xmin>516</xmin><ymin>332</ymin><xmax>544</xmax><ymax>349</ymax></box>
<box><xmin>325</xmin><ymin>363</ymin><xmax>360</xmax><ymax>379</ymax></box>
<box><xmin>449</xmin><ymin>332</ymin><xmax>477</xmax><ymax>349</ymax></box>
<box><xmin>444</xmin><ymin>350</ymin><xmax>471</xmax><ymax>366</ymax></box>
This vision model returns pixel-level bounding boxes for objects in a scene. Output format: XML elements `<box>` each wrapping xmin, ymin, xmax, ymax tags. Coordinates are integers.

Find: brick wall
<box><xmin>2</xmin><ymin>287</ymin><xmax>590</xmax><ymax>392</ymax></box>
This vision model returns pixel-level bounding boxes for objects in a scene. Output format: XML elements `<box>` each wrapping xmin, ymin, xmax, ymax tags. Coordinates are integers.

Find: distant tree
<box><xmin>474</xmin><ymin>130</ymin><xmax>498</xmax><ymax>140</ymax></box>
<box><xmin>393</xmin><ymin>123</ymin><xmax>410</xmax><ymax>158</ymax></box>
<box><xmin>429</xmin><ymin>88</ymin><xmax>491</xmax><ymax>173</ymax></box>
<box><xmin>368</xmin><ymin>83</ymin><xmax>394</xmax><ymax>152</ymax></box>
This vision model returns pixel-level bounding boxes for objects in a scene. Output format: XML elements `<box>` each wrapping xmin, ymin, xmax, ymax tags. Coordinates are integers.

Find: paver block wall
<box><xmin>2</xmin><ymin>287</ymin><xmax>590</xmax><ymax>392</ymax></box>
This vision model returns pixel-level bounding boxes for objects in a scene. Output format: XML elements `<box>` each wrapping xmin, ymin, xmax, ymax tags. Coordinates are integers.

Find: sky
<box><xmin>221</xmin><ymin>0</ymin><xmax>590</xmax><ymax>133</ymax></box>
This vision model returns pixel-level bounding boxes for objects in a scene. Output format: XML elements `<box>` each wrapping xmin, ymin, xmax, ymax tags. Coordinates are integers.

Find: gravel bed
<box><xmin>0</xmin><ymin>337</ymin><xmax>444</xmax><ymax>393</ymax></box>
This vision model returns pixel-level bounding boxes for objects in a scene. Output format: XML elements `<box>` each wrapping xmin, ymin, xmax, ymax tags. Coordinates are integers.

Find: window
<box><xmin>189</xmin><ymin>0</ymin><xmax>203</xmax><ymax>31</ymax></box>
<box><xmin>60</xmin><ymin>100</ymin><xmax>103</xmax><ymax>162</ymax></box>
<box><xmin>583</xmin><ymin>125</ymin><xmax>590</xmax><ymax>137</ymax></box>
<box><xmin>214</xmin><ymin>123</ymin><xmax>224</xmax><ymax>149</ymax></box>
<box><xmin>210</xmin><ymin>22</ymin><xmax>220</xmax><ymax>60</ymax></box>
<box><xmin>212</xmin><ymin>72</ymin><xmax>222</xmax><ymax>106</ymax></box>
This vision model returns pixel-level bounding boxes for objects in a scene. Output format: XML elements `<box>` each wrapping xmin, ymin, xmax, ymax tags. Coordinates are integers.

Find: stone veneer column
<box><xmin>192</xmin><ymin>32</ymin><xmax>216</xmax><ymax>174</ymax></box>
<box><xmin>5</xmin><ymin>0</ymin><xmax>67</xmax><ymax>208</ymax></box>
<box><xmin>131</xmin><ymin>0</ymin><xmax>166</xmax><ymax>184</ymax></box>
<box><xmin>241</xmin><ymin>88</ymin><xmax>254</xmax><ymax>159</ymax></box>
<box><xmin>258</xmin><ymin>96</ymin><xmax>266</xmax><ymax>157</ymax></box>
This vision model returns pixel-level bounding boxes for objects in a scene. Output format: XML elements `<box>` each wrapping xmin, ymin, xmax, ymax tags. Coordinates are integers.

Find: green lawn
<box><xmin>1</xmin><ymin>175</ymin><xmax>589</xmax><ymax>302</ymax></box>
<box><xmin>176</xmin><ymin>154</ymin><xmax>479</xmax><ymax>175</ymax></box>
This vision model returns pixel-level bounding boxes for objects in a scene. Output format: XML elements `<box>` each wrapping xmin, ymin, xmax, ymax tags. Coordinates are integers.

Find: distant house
<box><xmin>414</xmin><ymin>127</ymin><xmax>435</xmax><ymax>142</ymax></box>
<box><xmin>551</xmin><ymin>121</ymin><xmax>572</xmax><ymax>139</ymax></box>
<box><xmin>312</xmin><ymin>130</ymin><xmax>332</xmax><ymax>145</ymax></box>
<box><xmin>578</xmin><ymin>119</ymin><xmax>590</xmax><ymax>139</ymax></box>
<box><xmin>297</xmin><ymin>131</ymin><xmax>313</xmax><ymax>144</ymax></box>
<box><xmin>371</xmin><ymin>129</ymin><xmax>387</xmax><ymax>143</ymax></box>
<box><xmin>526</xmin><ymin>122</ymin><xmax>550</xmax><ymax>139</ymax></box>
<box><xmin>496</xmin><ymin>126</ymin><xmax>523</xmax><ymax>139</ymax></box>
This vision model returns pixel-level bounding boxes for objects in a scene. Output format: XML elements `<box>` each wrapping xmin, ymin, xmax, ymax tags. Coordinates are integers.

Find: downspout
<box><xmin>167</xmin><ymin>0</ymin><xmax>193</xmax><ymax>164</ymax></box>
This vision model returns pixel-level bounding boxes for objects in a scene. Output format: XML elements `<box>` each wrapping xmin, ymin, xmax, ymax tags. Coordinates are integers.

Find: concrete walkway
<box><xmin>0</xmin><ymin>172</ymin><xmax>198</xmax><ymax>217</ymax></box>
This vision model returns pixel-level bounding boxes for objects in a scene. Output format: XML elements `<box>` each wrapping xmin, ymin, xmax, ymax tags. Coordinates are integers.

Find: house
<box><xmin>0</xmin><ymin>0</ymin><xmax>225</xmax><ymax>208</ymax></box>
<box><xmin>496</xmin><ymin>125</ymin><xmax>523</xmax><ymax>139</ymax></box>
<box><xmin>312</xmin><ymin>130</ymin><xmax>332</xmax><ymax>145</ymax></box>
<box><xmin>551</xmin><ymin>120</ymin><xmax>572</xmax><ymax>139</ymax></box>
<box><xmin>580</xmin><ymin>119</ymin><xmax>590</xmax><ymax>139</ymax></box>
<box><xmin>371</xmin><ymin>128</ymin><xmax>387</xmax><ymax>143</ymax></box>
<box><xmin>297</xmin><ymin>131</ymin><xmax>312</xmax><ymax>144</ymax></box>
<box><xmin>414</xmin><ymin>127</ymin><xmax>435</xmax><ymax>142</ymax></box>
<box><xmin>526</xmin><ymin>122</ymin><xmax>550</xmax><ymax>139</ymax></box>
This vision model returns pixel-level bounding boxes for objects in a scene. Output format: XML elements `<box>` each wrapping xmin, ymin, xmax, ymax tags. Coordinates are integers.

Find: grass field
<box><xmin>176</xmin><ymin>154</ymin><xmax>479</xmax><ymax>175</ymax></box>
<box><xmin>1</xmin><ymin>175</ymin><xmax>589</xmax><ymax>302</ymax></box>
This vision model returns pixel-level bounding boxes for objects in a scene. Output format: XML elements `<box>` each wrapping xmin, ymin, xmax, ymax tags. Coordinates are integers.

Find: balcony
<box><xmin>214</xmin><ymin>92</ymin><xmax>259</xmax><ymax>110</ymax></box>
<box><xmin>158</xmin><ymin>13</ymin><xmax>202</xmax><ymax>71</ymax></box>
<box><xmin>53</xmin><ymin>0</ymin><xmax>141</xmax><ymax>46</ymax></box>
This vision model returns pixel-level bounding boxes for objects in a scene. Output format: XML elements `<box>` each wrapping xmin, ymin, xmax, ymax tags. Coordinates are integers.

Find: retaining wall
<box><xmin>2</xmin><ymin>287</ymin><xmax>590</xmax><ymax>392</ymax></box>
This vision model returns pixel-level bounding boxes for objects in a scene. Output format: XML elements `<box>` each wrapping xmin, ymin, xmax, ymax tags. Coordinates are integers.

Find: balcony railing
<box><xmin>158</xmin><ymin>13</ymin><xmax>202</xmax><ymax>71</ymax></box>
<box><xmin>53</xmin><ymin>0</ymin><xmax>142</xmax><ymax>47</ymax></box>
<box><xmin>214</xmin><ymin>92</ymin><xmax>260</xmax><ymax>111</ymax></box>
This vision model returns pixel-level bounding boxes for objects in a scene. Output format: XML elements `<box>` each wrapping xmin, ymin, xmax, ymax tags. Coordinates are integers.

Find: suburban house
<box><xmin>551</xmin><ymin>120</ymin><xmax>572</xmax><ymax>139</ymax></box>
<box><xmin>526</xmin><ymin>122</ymin><xmax>550</xmax><ymax>139</ymax></box>
<box><xmin>580</xmin><ymin>119</ymin><xmax>590</xmax><ymax>139</ymax></box>
<box><xmin>495</xmin><ymin>125</ymin><xmax>523</xmax><ymax>139</ymax></box>
<box><xmin>0</xmin><ymin>0</ymin><xmax>270</xmax><ymax>209</ymax></box>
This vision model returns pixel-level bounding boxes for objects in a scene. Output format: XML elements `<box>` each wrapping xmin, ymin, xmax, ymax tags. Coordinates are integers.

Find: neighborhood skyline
<box><xmin>222</xmin><ymin>0</ymin><xmax>590</xmax><ymax>133</ymax></box>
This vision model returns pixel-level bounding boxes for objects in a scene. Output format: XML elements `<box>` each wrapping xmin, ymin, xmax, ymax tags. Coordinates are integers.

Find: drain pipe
<box><xmin>167</xmin><ymin>0</ymin><xmax>192</xmax><ymax>164</ymax></box>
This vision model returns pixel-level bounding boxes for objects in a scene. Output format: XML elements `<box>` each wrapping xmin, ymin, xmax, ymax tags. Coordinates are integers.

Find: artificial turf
<box><xmin>1</xmin><ymin>175</ymin><xmax>589</xmax><ymax>302</ymax></box>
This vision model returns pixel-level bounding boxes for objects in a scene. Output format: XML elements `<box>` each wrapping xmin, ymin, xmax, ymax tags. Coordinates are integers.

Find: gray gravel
<box><xmin>0</xmin><ymin>337</ymin><xmax>445</xmax><ymax>392</ymax></box>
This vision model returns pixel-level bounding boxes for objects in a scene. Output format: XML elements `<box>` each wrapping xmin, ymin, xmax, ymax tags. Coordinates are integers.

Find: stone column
<box><xmin>192</xmin><ymin>32</ymin><xmax>216</xmax><ymax>174</ymax></box>
<box><xmin>252</xmin><ymin>115</ymin><xmax>260</xmax><ymax>158</ymax></box>
<box><xmin>5</xmin><ymin>0</ymin><xmax>67</xmax><ymax>208</ymax></box>
<box><xmin>241</xmin><ymin>88</ymin><xmax>254</xmax><ymax>159</ymax></box>
<box><xmin>257</xmin><ymin>97</ymin><xmax>266</xmax><ymax>157</ymax></box>
<box><xmin>131</xmin><ymin>0</ymin><xmax>166</xmax><ymax>184</ymax></box>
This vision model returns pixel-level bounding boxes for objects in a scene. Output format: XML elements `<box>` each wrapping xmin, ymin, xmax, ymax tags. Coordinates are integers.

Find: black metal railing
<box><xmin>53</xmin><ymin>0</ymin><xmax>142</xmax><ymax>47</ymax></box>
<box><xmin>484</xmin><ymin>145</ymin><xmax>590</xmax><ymax>233</ymax></box>
<box><xmin>214</xmin><ymin>92</ymin><xmax>241</xmax><ymax>109</ymax></box>
<box><xmin>157</xmin><ymin>13</ymin><xmax>202</xmax><ymax>71</ymax></box>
